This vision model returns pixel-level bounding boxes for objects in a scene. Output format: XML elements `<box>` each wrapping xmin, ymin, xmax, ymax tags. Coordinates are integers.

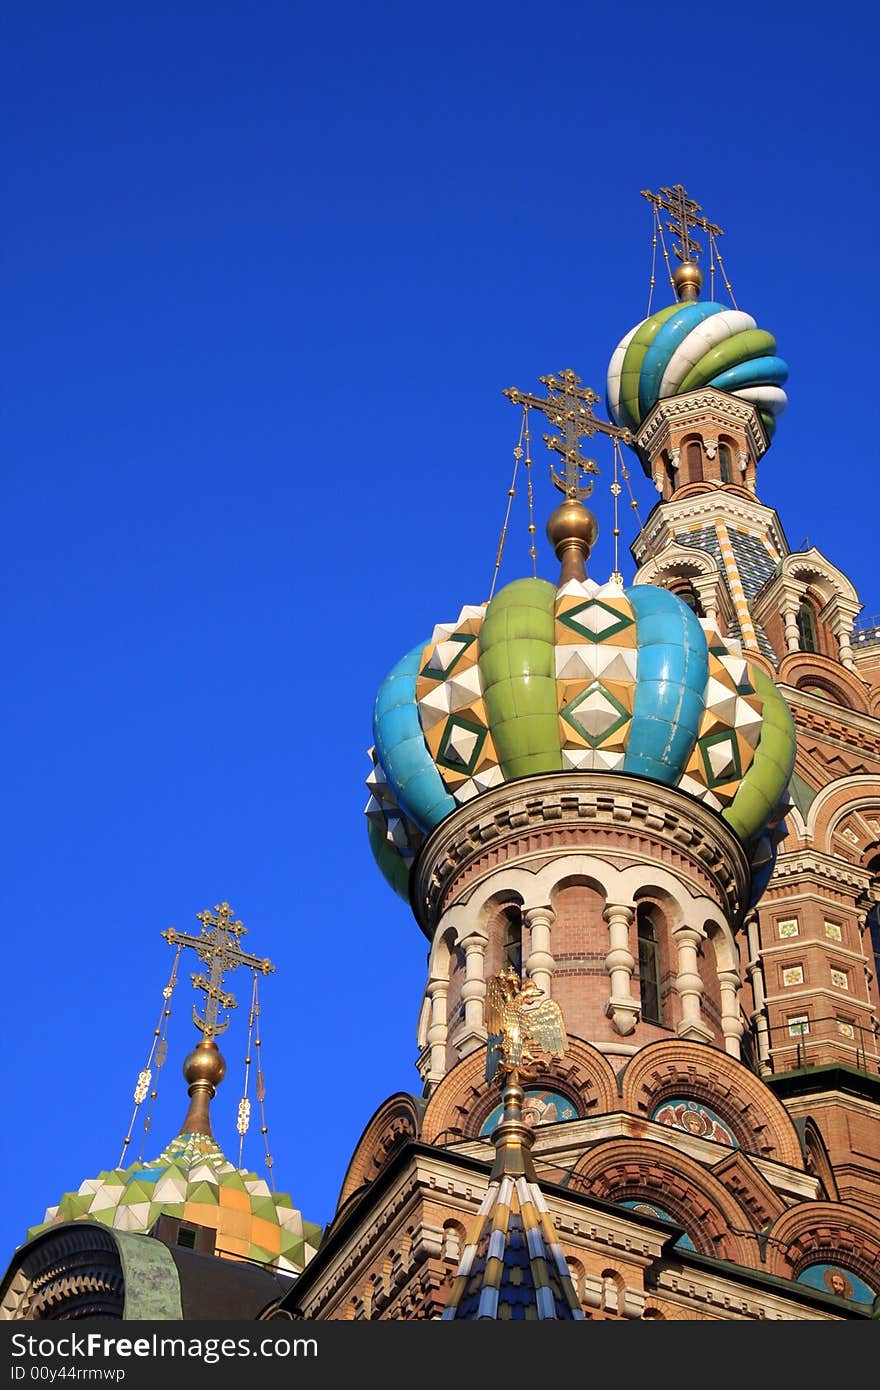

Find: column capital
<box><xmin>603</xmin><ymin>902</ymin><xmax>635</xmax><ymax>926</ymax></box>
<box><xmin>672</xmin><ymin>923</ymin><xmax>704</xmax><ymax>947</ymax></box>
<box><xmin>458</xmin><ymin>927</ymin><xmax>489</xmax><ymax>949</ymax></box>
<box><xmin>523</xmin><ymin>903</ymin><xmax>555</xmax><ymax>924</ymax></box>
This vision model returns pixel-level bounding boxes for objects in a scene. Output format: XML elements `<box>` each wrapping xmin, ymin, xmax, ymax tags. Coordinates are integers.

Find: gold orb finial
<box><xmin>183</xmin><ymin>1038</ymin><xmax>226</xmax><ymax>1089</ymax></box>
<box><xmin>546</xmin><ymin>499</ymin><xmax>598</xmax><ymax>583</ymax></box>
<box><xmin>672</xmin><ymin>261</ymin><xmax>703</xmax><ymax>302</ymax></box>
<box><xmin>179</xmin><ymin>1039</ymin><xmax>226</xmax><ymax>1137</ymax></box>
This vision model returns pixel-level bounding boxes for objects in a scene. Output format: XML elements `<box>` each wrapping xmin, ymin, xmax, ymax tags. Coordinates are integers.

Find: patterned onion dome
<box><xmin>30</xmin><ymin>1131</ymin><xmax>322</xmax><ymax>1274</ymax></box>
<box><xmin>366</xmin><ymin>577</ymin><xmax>795</xmax><ymax>906</ymax></box>
<box><xmin>606</xmin><ymin>300</ymin><xmax>788</xmax><ymax>445</ymax></box>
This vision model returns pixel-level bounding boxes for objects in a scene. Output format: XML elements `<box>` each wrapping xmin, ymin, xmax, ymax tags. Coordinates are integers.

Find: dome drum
<box><xmin>411</xmin><ymin>772</ymin><xmax>753</xmax><ymax>938</ymax></box>
<box><xmin>413</xmin><ymin>799</ymin><xmax>754</xmax><ymax>1084</ymax></box>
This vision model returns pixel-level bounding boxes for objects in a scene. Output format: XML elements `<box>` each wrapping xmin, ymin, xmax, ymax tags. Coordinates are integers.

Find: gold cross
<box><xmin>504</xmin><ymin>369</ymin><xmax>632</xmax><ymax>500</ymax></box>
<box><xmin>163</xmin><ymin>902</ymin><xmax>274</xmax><ymax>1039</ymax></box>
<box><xmin>641</xmin><ymin>183</ymin><xmax>724</xmax><ymax>264</ymax></box>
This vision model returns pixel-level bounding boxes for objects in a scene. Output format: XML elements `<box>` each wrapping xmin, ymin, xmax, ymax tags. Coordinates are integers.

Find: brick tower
<box><xmin>280</xmin><ymin>186</ymin><xmax>880</xmax><ymax>1321</ymax></box>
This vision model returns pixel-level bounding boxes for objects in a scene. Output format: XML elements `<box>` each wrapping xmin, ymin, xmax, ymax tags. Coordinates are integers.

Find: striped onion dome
<box><xmin>606</xmin><ymin>300</ymin><xmax>788</xmax><ymax>447</ymax></box>
<box><xmin>30</xmin><ymin>1132</ymin><xmax>322</xmax><ymax>1274</ymax></box>
<box><xmin>366</xmin><ymin>575</ymin><xmax>795</xmax><ymax>909</ymax></box>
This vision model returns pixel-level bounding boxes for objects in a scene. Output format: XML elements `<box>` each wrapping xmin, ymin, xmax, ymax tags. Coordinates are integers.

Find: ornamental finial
<box><xmin>162</xmin><ymin>901</ymin><xmax>274</xmax><ymax>1136</ymax></box>
<box><xmin>641</xmin><ymin>183</ymin><xmax>723</xmax><ymax>301</ymax></box>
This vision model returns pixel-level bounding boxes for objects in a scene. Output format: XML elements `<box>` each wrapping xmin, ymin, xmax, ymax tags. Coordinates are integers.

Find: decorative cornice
<box><xmin>769</xmin><ymin>849</ymin><xmax>871</xmax><ymax>897</ymax></box>
<box><xmin>647</xmin><ymin>1262</ymin><xmax>851</xmax><ymax>1320</ymax></box>
<box><xmin>784</xmin><ymin>684</ymin><xmax>880</xmax><ymax>745</ymax></box>
<box><xmin>632</xmin><ymin>488</ymin><xmax>788</xmax><ymax>569</ymax></box>
<box><xmin>411</xmin><ymin>773</ymin><xmax>751</xmax><ymax>936</ymax></box>
<box><xmin>635</xmin><ymin>388</ymin><xmax>768</xmax><ymax>463</ymax></box>
<box><xmin>451</xmin><ymin>1112</ymin><xmax>821</xmax><ymax>1202</ymax></box>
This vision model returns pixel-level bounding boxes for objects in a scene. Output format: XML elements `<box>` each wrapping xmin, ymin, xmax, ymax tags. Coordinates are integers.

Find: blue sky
<box><xmin>3</xmin><ymin>1</ymin><xmax>878</xmax><ymax>1258</ymax></box>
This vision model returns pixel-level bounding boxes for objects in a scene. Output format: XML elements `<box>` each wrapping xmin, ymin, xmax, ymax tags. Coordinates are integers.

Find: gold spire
<box><xmin>641</xmin><ymin>183</ymin><xmax>724</xmax><ymax>302</ymax></box>
<box><xmin>442</xmin><ymin>975</ymin><xmax>584</xmax><ymax>1320</ymax></box>
<box><xmin>503</xmin><ymin>370</ymin><xmax>631</xmax><ymax>583</ymax></box>
<box><xmin>162</xmin><ymin>901</ymin><xmax>274</xmax><ymax>1137</ymax></box>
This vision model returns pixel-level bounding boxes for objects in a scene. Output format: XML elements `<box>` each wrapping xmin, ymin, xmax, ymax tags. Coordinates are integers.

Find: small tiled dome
<box><xmin>31</xmin><ymin>1131</ymin><xmax>321</xmax><ymax>1274</ymax></box>
<box><xmin>606</xmin><ymin>300</ymin><xmax>788</xmax><ymax>445</ymax></box>
<box><xmin>366</xmin><ymin>576</ymin><xmax>794</xmax><ymax>903</ymax></box>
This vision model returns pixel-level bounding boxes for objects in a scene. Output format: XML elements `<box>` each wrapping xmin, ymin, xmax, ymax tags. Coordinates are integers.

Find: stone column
<box><xmin>673</xmin><ymin>925</ymin><xmax>714</xmax><ymax>1042</ymax></box>
<box><xmin>524</xmin><ymin>905</ymin><xmax>555</xmax><ymax>999</ymax></box>
<box><xmin>693</xmin><ymin>578</ymin><xmax>718</xmax><ymax>631</ymax></box>
<box><xmin>454</xmin><ymin>929</ymin><xmax>489</xmax><ymax>1057</ymax></box>
<box><xmin>425</xmin><ymin>975</ymin><xmax>449</xmax><ymax>1086</ymax></box>
<box><xmin>745</xmin><ymin>912</ymin><xmax>772</xmax><ymax>1074</ymax></box>
<box><xmin>831</xmin><ymin>612</ymin><xmax>858</xmax><ymax>673</ymax></box>
<box><xmin>603</xmin><ymin>902</ymin><xmax>639</xmax><ymax>1035</ymax></box>
<box><xmin>782</xmin><ymin>604</ymin><xmax>801</xmax><ymax>653</ymax></box>
<box><xmin>717</xmin><ymin>967</ymin><xmax>744</xmax><ymax>1059</ymax></box>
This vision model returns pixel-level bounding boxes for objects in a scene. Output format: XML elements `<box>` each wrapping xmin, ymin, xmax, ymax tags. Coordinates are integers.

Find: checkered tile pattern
<box><xmin>31</xmin><ymin>1132</ymin><xmax>321</xmax><ymax>1274</ymax></box>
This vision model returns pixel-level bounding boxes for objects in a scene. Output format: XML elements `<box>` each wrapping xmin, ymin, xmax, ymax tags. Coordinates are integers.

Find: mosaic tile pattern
<box><xmin>555</xmin><ymin>579</ymin><xmax>637</xmax><ymax>771</ymax></box>
<box><xmin>618</xmin><ymin>1199</ymin><xmax>696</xmax><ymax>1252</ymax></box>
<box><xmin>675</xmin><ymin>526</ymin><xmax>777</xmax><ymax>664</ymax></box>
<box><xmin>796</xmin><ymin>1264</ymin><xmax>876</xmax><ymax>1305</ymax></box>
<box><xmin>678</xmin><ymin>625</ymin><xmax>763</xmax><ymax>812</ymax></box>
<box><xmin>415</xmin><ymin>603</ymin><xmax>504</xmax><ymax>804</ymax></box>
<box><xmin>651</xmin><ymin>1099</ymin><xmax>738</xmax><ymax>1147</ymax></box>
<box><xmin>369</xmin><ymin>577</ymin><xmax>795</xmax><ymax>902</ymax></box>
<box><xmin>31</xmin><ymin>1133</ymin><xmax>322</xmax><ymax>1275</ymax></box>
<box><xmin>442</xmin><ymin>1173</ymin><xmax>584</xmax><ymax>1321</ymax></box>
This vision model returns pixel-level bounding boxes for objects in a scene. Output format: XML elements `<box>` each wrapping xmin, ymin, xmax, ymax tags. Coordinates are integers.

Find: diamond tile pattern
<box><xmin>31</xmin><ymin>1133</ymin><xmax>322</xmax><ymax>1274</ymax></box>
<box><xmin>675</xmin><ymin>525</ymin><xmax>779</xmax><ymax>663</ymax></box>
<box><xmin>681</xmin><ymin>625</ymin><xmax>764</xmax><ymax>809</ymax></box>
<box><xmin>364</xmin><ymin>748</ymin><xmax>424</xmax><ymax>864</ymax></box>
<box><xmin>417</xmin><ymin>603</ymin><xmax>500</xmax><ymax>802</ymax></box>
<box><xmin>555</xmin><ymin>578</ymin><xmax>635</xmax><ymax>769</ymax></box>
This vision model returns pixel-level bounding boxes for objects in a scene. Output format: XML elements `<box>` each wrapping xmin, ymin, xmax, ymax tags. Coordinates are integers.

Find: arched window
<box><xmin>718</xmin><ymin>442</ymin><xmax>732</xmax><ymax>483</ymax></box>
<box><xmin>685</xmin><ymin>440</ymin><xmax>703</xmax><ymax>484</ymax></box>
<box><xmin>503</xmin><ymin>908</ymin><xmax>522</xmax><ymax>976</ymax></box>
<box><xmin>796</xmin><ymin>600</ymin><xmax>819</xmax><ymax>653</ymax></box>
<box><xmin>637</xmin><ymin>906</ymin><xmax>663</xmax><ymax>1025</ymax></box>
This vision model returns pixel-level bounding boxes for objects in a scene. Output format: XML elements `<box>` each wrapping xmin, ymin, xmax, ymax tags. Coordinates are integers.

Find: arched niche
<box><xmin>766</xmin><ymin>1202</ymin><xmax>880</xmax><ymax>1298</ymax></box>
<box><xmin>779</xmin><ymin>652</ymin><xmax>870</xmax><ymax>713</ymax></box>
<box><xmin>568</xmin><ymin>1138</ymin><xmax>754</xmax><ymax>1265</ymax></box>
<box><xmin>806</xmin><ymin>775</ymin><xmax>880</xmax><ymax>852</ymax></box>
<box><xmin>619</xmin><ymin>1038</ymin><xmax>804</xmax><ymax>1164</ymax></box>
<box><xmin>419</xmin><ymin>1041</ymin><xmax>618</xmax><ymax>1145</ymax></box>
<box><xmin>334</xmin><ymin>1093</ymin><xmax>424</xmax><ymax>1215</ymax></box>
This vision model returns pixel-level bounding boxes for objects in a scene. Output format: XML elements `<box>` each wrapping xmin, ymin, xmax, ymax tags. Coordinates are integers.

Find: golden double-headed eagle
<box><xmin>485</xmin><ymin>967</ymin><xmax>568</xmax><ymax>1082</ymax></box>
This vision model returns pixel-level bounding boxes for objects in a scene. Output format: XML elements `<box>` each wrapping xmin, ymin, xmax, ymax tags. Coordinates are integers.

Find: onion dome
<box><xmin>606</xmin><ymin>300</ymin><xmax>788</xmax><ymax>446</ymax></box>
<box><xmin>29</xmin><ymin>1132</ymin><xmax>322</xmax><ymax>1274</ymax></box>
<box><xmin>366</xmin><ymin>576</ymin><xmax>795</xmax><ymax>905</ymax></box>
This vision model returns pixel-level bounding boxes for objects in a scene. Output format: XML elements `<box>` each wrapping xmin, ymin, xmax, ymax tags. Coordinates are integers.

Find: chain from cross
<box><xmin>162</xmin><ymin>901</ymin><xmax>274</xmax><ymax>1040</ymax></box>
<box><xmin>641</xmin><ymin>183</ymin><xmax>724</xmax><ymax>264</ymax></box>
<box><xmin>503</xmin><ymin>369</ymin><xmax>632</xmax><ymax>500</ymax></box>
